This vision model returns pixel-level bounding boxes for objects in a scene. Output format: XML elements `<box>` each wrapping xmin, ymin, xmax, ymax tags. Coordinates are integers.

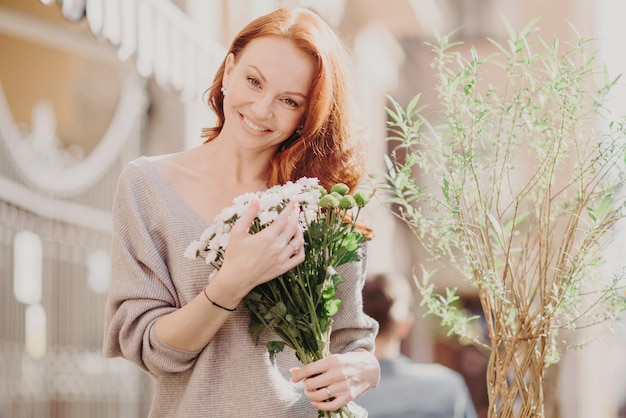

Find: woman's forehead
<box><xmin>236</xmin><ymin>36</ymin><xmax>316</xmax><ymax>93</ymax></box>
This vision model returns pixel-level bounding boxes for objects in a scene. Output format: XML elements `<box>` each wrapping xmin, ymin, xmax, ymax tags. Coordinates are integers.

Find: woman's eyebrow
<box><xmin>249</xmin><ymin>65</ymin><xmax>308</xmax><ymax>99</ymax></box>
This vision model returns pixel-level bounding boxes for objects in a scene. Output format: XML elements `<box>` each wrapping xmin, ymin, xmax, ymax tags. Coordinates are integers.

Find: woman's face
<box><xmin>221</xmin><ymin>36</ymin><xmax>315</xmax><ymax>154</ymax></box>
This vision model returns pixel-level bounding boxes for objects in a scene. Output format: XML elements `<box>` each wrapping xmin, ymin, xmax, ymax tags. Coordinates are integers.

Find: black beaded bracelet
<box><xmin>203</xmin><ymin>287</ymin><xmax>237</xmax><ymax>312</ymax></box>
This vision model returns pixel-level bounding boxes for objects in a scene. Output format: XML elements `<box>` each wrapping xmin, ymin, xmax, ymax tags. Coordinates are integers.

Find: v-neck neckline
<box><xmin>136</xmin><ymin>155</ymin><xmax>269</xmax><ymax>229</ymax></box>
<box><xmin>137</xmin><ymin>156</ymin><xmax>210</xmax><ymax>228</ymax></box>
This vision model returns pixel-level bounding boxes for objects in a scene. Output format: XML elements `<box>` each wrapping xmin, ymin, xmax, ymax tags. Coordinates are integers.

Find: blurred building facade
<box><xmin>0</xmin><ymin>0</ymin><xmax>624</xmax><ymax>417</ymax></box>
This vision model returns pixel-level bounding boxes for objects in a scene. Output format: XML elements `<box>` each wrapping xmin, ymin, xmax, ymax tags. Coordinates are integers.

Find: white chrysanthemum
<box><xmin>199</xmin><ymin>226</ymin><xmax>217</xmax><ymax>249</ymax></box>
<box><xmin>300</xmin><ymin>208</ymin><xmax>318</xmax><ymax>226</ymax></box>
<box><xmin>267</xmin><ymin>181</ymin><xmax>289</xmax><ymax>192</ymax></box>
<box><xmin>292</xmin><ymin>190</ymin><xmax>321</xmax><ymax>208</ymax></box>
<box><xmin>278</xmin><ymin>181</ymin><xmax>304</xmax><ymax>198</ymax></box>
<box><xmin>216</xmin><ymin>222</ymin><xmax>232</xmax><ymax>237</ymax></box>
<box><xmin>204</xmin><ymin>249</ymin><xmax>219</xmax><ymax>264</ymax></box>
<box><xmin>207</xmin><ymin>233</ymin><xmax>223</xmax><ymax>251</ymax></box>
<box><xmin>217</xmin><ymin>231</ymin><xmax>230</xmax><ymax>249</ymax></box>
<box><xmin>215</xmin><ymin>205</ymin><xmax>241</xmax><ymax>224</ymax></box>
<box><xmin>184</xmin><ymin>240</ymin><xmax>201</xmax><ymax>260</ymax></box>
<box><xmin>232</xmin><ymin>192</ymin><xmax>256</xmax><ymax>207</ymax></box>
<box><xmin>258</xmin><ymin>192</ymin><xmax>284</xmax><ymax>213</ymax></box>
<box><xmin>258</xmin><ymin>208</ymin><xmax>280</xmax><ymax>226</ymax></box>
<box><xmin>296</xmin><ymin>177</ymin><xmax>319</xmax><ymax>188</ymax></box>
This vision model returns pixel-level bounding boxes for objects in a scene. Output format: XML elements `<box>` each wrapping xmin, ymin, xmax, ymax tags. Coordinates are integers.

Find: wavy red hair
<box><xmin>201</xmin><ymin>7</ymin><xmax>366</xmax><ymax>192</ymax></box>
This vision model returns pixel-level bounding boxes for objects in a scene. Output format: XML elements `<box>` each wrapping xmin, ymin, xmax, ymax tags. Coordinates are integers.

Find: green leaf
<box><xmin>248</xmin><ymin>318</ymin><xmax>263</xmax><ymax>345</ymax></box>
<box><xmin>405</xmin><ymin>93</ymin><xmax>423</xmax><ymax>118</ymax></box>
<box><xmin>267</xmin><ymin>341</ymin><xmax>285</xmax><ymax>365</ymax></box>
<box><xmin>325</xmin><ymin>299</ymin><xmax>342</xmax><ymax>317</ymax></box>
<box><xmin>442</xmin><ymin>177</ymin><xmax>450</xmax><ymax>204</ymax></box>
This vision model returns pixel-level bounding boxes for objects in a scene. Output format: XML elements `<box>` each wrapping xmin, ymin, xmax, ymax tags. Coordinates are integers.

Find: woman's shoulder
<box><xmin>115</xmin><ymin>154</ymin><xmax>176</xmax><ymax>205</ymax></box>
<box><xmin>141</xmin><ymin>148</ymin><xmax>207</xmax><ymax>184</ymax></box>
<box><xmin>112</xmin><ymin>154</ymin><xmax>189</xmax><ymax>228</ymax></box>
<box><xmin>119</xmin><ymin>151</ymin><xmax>185</xmax><ymax>186</ymax></box>
<box><xmin>125</xmin><ymin>151</ymin><xmax>180</xmax><ymax>172</ymax></box>
<box><xmin>115</xmin><ymin>156</ymin><xmax>154</xmax><ymax>194</ymax></box>
<box><xmin>143</xmin><ymin>150</ymin><xmax>186</xmax><ymax>167</ymax></box>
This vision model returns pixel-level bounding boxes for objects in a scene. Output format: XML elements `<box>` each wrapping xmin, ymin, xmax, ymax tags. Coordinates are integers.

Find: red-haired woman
<box><xmin>104</xmin><ymin>7</ymin><xmax>379</xmax><ymax>417</ymax></box>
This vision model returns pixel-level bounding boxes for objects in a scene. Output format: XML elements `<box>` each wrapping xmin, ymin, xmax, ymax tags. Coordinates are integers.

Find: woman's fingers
<box><xmin>222</xmin><ymin>200</ymin><xmax>304</xmax><ymax>286</ymax></box>
<box><xmin>234</xmin><ymin>200</ymin><xmax>304</xmax><ymax>247</ymax></box>
<box><xmin>231</xmin><ymin>199</ymin><xmax>260</xmax><ymax>234</ymax></box>
<box><xmin>263</xmin><ymin>202</ymin><xmax>304</xmax><ymax>255</ymax></box>
<box><xmin>290</xmin><ymin>351</ymin><xmax>380</xmax><ymax>411</ymax></box>
<box><xmin>291</xmin><ymin>355</ymin><xmax>344</xmax><ymax>398</ymax></box>
<box><xmin>275</xmin><ymin>202</ymin><xmax>301</xmax><ymax>239</ymax></box>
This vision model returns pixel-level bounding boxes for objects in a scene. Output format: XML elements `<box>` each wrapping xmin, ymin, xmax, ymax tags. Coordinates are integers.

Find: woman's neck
<box><xmin>198</xmin><ymin>139</ymin><xmax>269</xmax><ymax>188</ymax></box>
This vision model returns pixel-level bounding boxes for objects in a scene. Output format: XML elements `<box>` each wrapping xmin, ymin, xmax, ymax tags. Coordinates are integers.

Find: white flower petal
<box><xmin>184</xmin><ymin>240</ymin><xmax>201</xmax><ymax>259</ymax></box>
<box><xmin>258</xmin><ymin>210</ymin><xmax>279</xmax><ymax>226</ymax></box>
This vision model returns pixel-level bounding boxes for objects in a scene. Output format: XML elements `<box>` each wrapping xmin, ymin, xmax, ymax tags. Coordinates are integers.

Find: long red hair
<box><xmin>201</xmin><ymin>8</ymin><xmax>366</xmax><ymax>192</ymax></box>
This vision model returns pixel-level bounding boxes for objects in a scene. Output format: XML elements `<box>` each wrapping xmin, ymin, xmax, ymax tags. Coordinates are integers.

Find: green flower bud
<box><xmin>330</xmin><ymin>183</ymin><xmax>350</xmax><ymax>195</ymax></box>
<box><xmin>339</xmin><ymin>195</ymin><xmax>356</xmax><ymax>209</ymax></box>
<box><xmin>353</xmin><ymin>192</ymin><xmax>369</xmax><ymax>208</ymax></box>
<box><xmin>314</xmin><ymin>185</ymin><xmax>328</xmax><ymax>196</ymax></box>
<box><xmin>319</xmin><ymin>194</ymin><xmax>339</xmax><ymax>208</ymax></box>
<box><xmin>330</xmin><ymin>191</ymin><xmax>343</xmax><ymax>200</ymax></box>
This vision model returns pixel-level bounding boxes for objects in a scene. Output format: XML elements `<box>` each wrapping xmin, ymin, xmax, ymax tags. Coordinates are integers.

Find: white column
<box><xmin>183</xmin><ymin>0</ymin><xmax>224</xmax><ymax>149</ymax></box>
<box><xmin>351</xmin><ymin>23</ymin><xmax>405</xmax><ymax>275</ymax></box>
<box><xmin>572</xmin><ymin>1</ymin><xmax>626</xmax><ymax>417</ymax></box>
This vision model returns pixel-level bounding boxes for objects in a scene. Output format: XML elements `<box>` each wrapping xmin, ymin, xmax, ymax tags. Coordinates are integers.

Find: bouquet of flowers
<box><xmin>185</xmin><ymin>177</ymin><xmax>371</xmax><ymax>418</ymax></box>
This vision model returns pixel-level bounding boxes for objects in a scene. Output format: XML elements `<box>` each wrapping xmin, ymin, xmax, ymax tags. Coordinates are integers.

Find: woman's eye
<box><xmin>247</xmin><ymin>77</ymin><xmax>260</xmax><ymax>88</ymax></box>
<box><xmin>282</xmin><ymin>98</ymin><xmax>299</xmax><ymax>108</ymax></box>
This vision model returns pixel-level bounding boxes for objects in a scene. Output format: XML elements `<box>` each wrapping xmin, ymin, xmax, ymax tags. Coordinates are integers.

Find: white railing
<box><xmin>0</xmin><ymin>76</ymin><xmax>146</xmax><ymax>199</ymax></box>
<box><xmin>48</xmin><ymin>0</ymin><xmax>226</xmax><ymax>101</ymax></box>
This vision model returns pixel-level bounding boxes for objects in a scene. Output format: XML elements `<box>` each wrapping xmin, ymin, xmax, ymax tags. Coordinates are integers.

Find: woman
<box><xmin>103</xmin><ymin>7</ymin><xmax>380</xmax><ymax>417</ymax></box>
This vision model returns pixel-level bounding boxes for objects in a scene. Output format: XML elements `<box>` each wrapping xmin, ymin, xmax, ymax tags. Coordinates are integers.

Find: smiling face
<box><xmin>221</xmin><ymin>36</ymin><xmax>315</xmax><ymax>154</ymax></box>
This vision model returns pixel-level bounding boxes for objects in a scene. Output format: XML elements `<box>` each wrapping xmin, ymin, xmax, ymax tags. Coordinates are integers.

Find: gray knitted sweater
<box><xmin>103</xmin><ymin>157</ymin><xmax>377</xmax><ymax>417</ymax></box>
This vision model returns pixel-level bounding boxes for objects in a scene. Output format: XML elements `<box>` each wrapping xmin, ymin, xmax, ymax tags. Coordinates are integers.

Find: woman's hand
<box><xmin>213</xmin><ymin>199</ymin><xmax>305</xmax><ymax>300</ymax></box>
<box><xmin>155</xmin><ymin>201</ymin><xmax>306</xmax><ymax>352</ymax></box>
<box><xmin>290</xmin><ymin>349</ymin><xmax>380</xmax><ymax>412</ymax></box>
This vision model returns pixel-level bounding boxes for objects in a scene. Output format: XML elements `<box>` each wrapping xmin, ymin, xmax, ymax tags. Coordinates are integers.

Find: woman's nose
<box><xmin>251</xmin><ymin>94</ymin><xmax>274</xmax><ymax>119</ymax></box>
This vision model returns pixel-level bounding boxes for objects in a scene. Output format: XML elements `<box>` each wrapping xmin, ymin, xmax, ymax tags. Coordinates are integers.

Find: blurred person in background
<box><xmin>358</xmin><ymin>272</ymin><xmax>478</xmax><ymax>418</ymax></box>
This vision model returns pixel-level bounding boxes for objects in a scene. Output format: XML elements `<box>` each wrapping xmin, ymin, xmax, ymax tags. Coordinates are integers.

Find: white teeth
<box><xmin>243</xmin><ymin>116</ymin><xmax>268</xmax><ymax>132</ymax></box>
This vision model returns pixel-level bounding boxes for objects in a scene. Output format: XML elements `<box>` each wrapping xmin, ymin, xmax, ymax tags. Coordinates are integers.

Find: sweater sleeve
<box><xmin>103</xmin><ymin>162</ymin><xmax>200</xmax><ymax>376</ymax></box>
<box><xmin>329</xmin><ymin>243</ymin><xmax>378</xmax><ymax>354</ymax></box>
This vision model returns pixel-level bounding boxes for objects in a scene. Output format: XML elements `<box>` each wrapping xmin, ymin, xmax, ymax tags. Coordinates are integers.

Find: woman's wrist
<box><xmin>202</xmin><ymin>287</ymin><xmax>238</xmax><ymax>312</ymax></box>
<box><xmin>203</xmin><ymin>271</ymin><xmax>247</xmax><ymax>311</ymax></box>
